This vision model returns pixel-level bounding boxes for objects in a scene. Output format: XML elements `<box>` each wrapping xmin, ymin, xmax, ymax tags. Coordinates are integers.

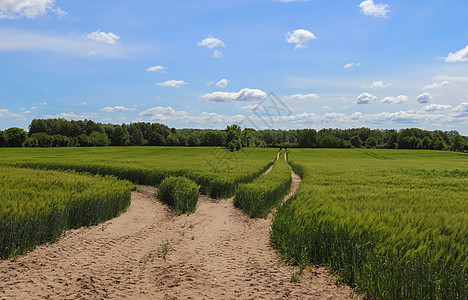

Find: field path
<box><xmin>0</xmin><ymin>182</ymin><xmax>356</xmax><ymax>299</ymax></box>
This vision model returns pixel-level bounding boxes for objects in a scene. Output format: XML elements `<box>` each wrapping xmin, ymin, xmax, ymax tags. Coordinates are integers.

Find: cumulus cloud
<box><xmin>100</xmin><ymin>106</ymin><xmax>136</xmax><ymax>113</ymax></box>
<box><xmin>359</xmin><ymin>0</ymin><xmax>390</xmax><ymax>18</ymax></box>
<box><xmin>215</xmin><ymin>79</ymin><xmax>229</xmax><ymax>88</ymax></box>
<box><xmin>356</xmin><ymin>92</ymin><xmax>377</xmax><ymax>104</ymax></box>
<box><xmin>197</xmin><ymin>37</ymin><xmax>225</xmax><ymax>49</ymax></box>
<box><xmin>445</xmin><ymin>45</ymin><xmax>468</xmax><ymax>63</ymax></box>
<box><xmin>381</xmin><ymin>95</ymin><xmax>408</xmax><ymax>104</ymax></box>
<box><xmin>157</xmin><ymin>80</ymin><xmax>187</xmax><ymax>88</ymax></box>
<box><xmin>77</xmin><ymin>101</ymin><xmax>87</xmax><ymax>106</ymax></box>
<box><xmin>283</xmin><ymin>93</ymin><xmax>319</xmax><ymax>100</ymax></box>
<box><xmin>87</xmin><ymin>30</ymin><xmax>120</xmax><ymax>45</ymax></box>
<box><xmin>147</xmin><ymin>65</ymin><xmax>166</xmax><ymax>72</ymax></box>
<box><xmin>454</xmin><ymin>102</ymin><xmax>468</xmax><ymax>114</ymax></box>
<box><xmin>344</xmin><ymin>62</ymin><xmax>361</xmax><ymax>69</ymax></box>
<box><xmin>424</xmin><ymin>81</ymin><xmax>450</xmax><ymax>90</ymax></box>
<box><xmin>0</xmin><ymin>108</ymin><xmax>26</xmax><ymax>120</ymax></box>
<box><xmin>364</xmin><ymin>80</ymin><xmax>390</xmax><ymax>89</ymax></box>
<box><xmin>43</xmin><ymin>112</ymin><xmax>98</xmax><ymax>120</ymax></box>
<box><xmin>417</xmin><ymin>92</ymin><xmax>432</xmax><ymax>103</ymax></box>
<box><xmin>0</xmin><ymin>0</ymin><xmax>66</xmax><ymax>19</ymax></box>
<box><xmin>202</xmin><ymin>88</ymin><xmax>267</xmax><ymax>102</ymax></box>
<box><xmin>286</xmin><ymin>29</ymin><xmax>316</xmax><ymax>49</ymax></box>
<box><xmin>138</xmin><ymin>107</ymin><xmax>189</xmax><ymax>122</ymax></box>
<box><xmin>434</xmin><ymin>75</ymin><xmax>468</xmax><ymax>83</ymax></box>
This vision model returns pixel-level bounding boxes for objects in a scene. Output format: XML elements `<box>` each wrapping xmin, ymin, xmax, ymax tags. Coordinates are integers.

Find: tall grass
<box><xmin>270</xmin><ymin>149</ymin><xmax>468</xmax><ymax>299</ymax></box>
<box><xmin>158</xmin><ymin>176</ymin><xmax>199</xmax><ymax>215</ymax></box>
<box><xmin>0</xmin><ymin>166</ymin><xmax>134</xmax><ymax>259</ymax></box>
<box><xmin>234</xmin><ymin>150</ymin><xmax>291</xmax><ymax>218</ymax></box>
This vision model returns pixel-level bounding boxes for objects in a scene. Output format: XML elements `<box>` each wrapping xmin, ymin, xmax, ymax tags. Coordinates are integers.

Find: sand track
<box><xmin>1</xmin><ymin>180</ymin><xmax>356</xmax><ymax>299</ymax></box>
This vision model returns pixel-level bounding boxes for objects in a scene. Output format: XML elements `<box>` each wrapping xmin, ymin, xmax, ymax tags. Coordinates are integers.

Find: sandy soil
<box><xmin>0</xmin><ymin>173</ymin><xmax>358</xmax><ymax>299</ymax></box>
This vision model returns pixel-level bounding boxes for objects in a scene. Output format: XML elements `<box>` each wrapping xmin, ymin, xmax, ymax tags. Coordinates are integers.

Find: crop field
<box><xmin>0</xmin><ymin>146</ymin><xmax>277</xmax><ymax>198</ymax></box>
<box><xmin>0</xmin><ymin>166</ymin><xmax>133</xmax><ymax>259</ymax></box>
<box><xmin>234</xmin><ymin>150</ymin><xmax>292</xmax><ymax>218</ymax></box>
<box><xmin>271</xmin><ymin>149</ymin><xmax>468</xmax><ymax>299</ymax></box>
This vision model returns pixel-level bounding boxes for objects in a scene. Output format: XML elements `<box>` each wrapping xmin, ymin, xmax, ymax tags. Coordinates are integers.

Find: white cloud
<box><xmin>212</xmin><ymin>49</ymin><xmax>223</xmax><ymax>58</ymax></box>
<box><xmin>147</xmin><ymin>65</ymin><xmax>166</xmax><ymax>72</ymax></box>
<box><xmin>43</xmin><ymin>112</ymin><xmax>98</xmax><ymax>120</ymax></box>
<box><xmin>419</xmin><ymin>104</ymin><xmax>452</xmax><ymax>113</ymax></box>
<box><xmin>197</xmin><ymin>37</ymin><xmax>225</xmax><ymax>49</ymax></box>
<box><xmin>381</xmin><ymin>95</ymin><xmax>408</xmax><ymax>104</ymax></box>
<box><xmin>215</xmin><ymin>79</ymin><xmax>229</xmax><ymax>88</ymax></box>
<box><xmin>77</xmin><ymin>101</ymin><xmax>87</xmax><ymax>106</ymax></box>
<box><xmin>30</xmin><ymin>106</ymin><xmax>38</xmax><ymax>110</ymax></box>
<box><xmin>364</xmin><ymin>80</ymin><xmax>390</xmax><ymax>89</ymax></box>
<box><xmin>0</xmin><ymin>28</ymin><xmax>130</xmax><ymax>57</ymax></box>
<box><xmin>286</xmin><ymin>29</ymin><xmax>317</xmax><ymax>49</ymax></box>
<box><xmin>87</xmin><ymin>30</ymin><xmax>120</xmax><ymax>45</ymax></box>
<box><xmin>138</xmin><ymin>106</ymin><xmax>189</xmax><ymax>122</ymax></box>
<box><xmin>39</xmin><ymin>102</ymin><xmax>47</xmax><ymax>106</ymax></box>
<box><xmin>202</xmin><ymin>88</ymin><xmax>267</xmax><ymax>102</ymax></box>
<box><xmin>445</xmin><ymin>45</ymin><xmax>468</xmax><ymax>63</ymax></box>
<box><xmin>0</xmin><ymin>108</ymin><xmax>26</xmax><ymax>120</ymax></box>
<box><xmin>283</xmin><ymin>93</ymin><xmax>319</xmax><ymax>100</ymax></box>
<box><xmin>359</xmin><ymin>0</ymin><xmax>390</xmax><ymax>18</ymax></box>
<box><xmin>417</xmin><ymin>92</ymin><xmax>432</xmax><ymax>103</ymax></box>
<box><xmin>344</xmin><ymin>62</ymin><xmax>361</xmax><ymax>69</ymax></box>
<box><xmin>454</xmin><ymin>102</ymin><xmax>468</xmax><ymax>114</ymax></box>
<box><xmin>424</xmin><ymin>81</ymin><xmax>450</xmax><ymax>90</ymax></box>
<box><xmin>100</xmin><ymin>106</ymin><xmax>136</xmax><ymax>113</ymax></box>
<box><xmin>356</xmin><ymin>92</ymin><xmax>377</xmax><ymax>104</ymax></box>
<box><xmin>0</xmin><ymin>0</ymin><xmax>66</xmax><ymax>19</ymax></box>
<box><xmin>156</xmin><ymin>80</ymin><xmax>188</xmax><ymax>88</ymax></box>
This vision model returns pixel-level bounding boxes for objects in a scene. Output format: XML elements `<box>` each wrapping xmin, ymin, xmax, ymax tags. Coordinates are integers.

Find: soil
<box><xmin>0</xmin><ymin>162</ymin><xmax>359</xmax><ymax>299</ymax></box>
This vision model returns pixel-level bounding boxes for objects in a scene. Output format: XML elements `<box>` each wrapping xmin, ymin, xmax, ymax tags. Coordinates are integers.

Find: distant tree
<box><xmin>88</xmin><ymin>132</ymin><xmax>110</xmax><ymax>146</ymax></box>
<box><xmin>30</xmin><ymin>132</ymin><xmax>52</xmax><ymax>147</ymax></box>
<box><xmin>0</xmin><ymin>130</ymin><xmax>5</xmax><ymax>147</ymax></box>
<box><xmin>76</xmin><ymin>134</ymin><xmax>90</xmax><ymax>147</ymax></box>
<box><xmin>166</xmin><ymin>133</ymin><xmax>180</xmax><ymax>146</ymax></box>
<box><xmin>3</xmin><ymin>127</ymin><xmax>28</xmax><ymax>147</ymax></box>
<box><xmin>127</xmin><ymin>124</ymin><xmax>144</xmax><ymax>146</ymax></box>
<box><xmin>187</xmin><ymin>134</ymin><xmax>201</xmax><ymax>146</ymax></box>
<box><xmin>148</xmin><ymin>132</ymin><xmax>166</xmax><ymax>146</ymax></box>
<box><xmin>298</xmin><ymin>129</ymin><xmax>317</xmax><ymax>147</ymax></box>
<box><xmin>365</xmin><ymin>137</ymin><xmax>377</xmax><ymax>148</ymax></box>
<box><xmin>110</xmin><ymin>125</ymin><xmax>130</xmax><ymax>146</ymax></box>
<box><xmin>350</xmin><ymin>135</ymin><xmax>363</xmax><ymax>148</ymax></box>
<box><xmin>24</xmin><ymin>137</ymin><xmax>39</xmax><ymax>147</ymax></box>
<box><xmin>225</xmin><ymin>124</ymin><xmax>242</xmax><ymax>151</ymax></box>
<box><xmin>51</xmin><ymin>135</ymin><xmax>72</xmax><ymax>147</ymax></box>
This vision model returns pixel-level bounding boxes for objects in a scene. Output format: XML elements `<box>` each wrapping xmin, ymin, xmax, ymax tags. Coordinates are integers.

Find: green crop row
<box><xmin>0</xmin><ymin>147</ymin><xmax>277</xmax><ymax>198</ymax></box>
<box><xmin>0</xmin><ymin>166</ymin><xmax>134</xmax><ymax>259</ymax></box>
<box><xmin>158</xmin><ymin>176</ymin><xmax>200</xmax><ymax>215</ymax></box>
<box><xmin>270</xmin><ymin>149</ymin><xmax>468</xmax><ymax>299</ymax></box>
<box><xmin>234</xmin><ymin>150</ymin><xmax>292</xmax><ymax>218</ymax></box>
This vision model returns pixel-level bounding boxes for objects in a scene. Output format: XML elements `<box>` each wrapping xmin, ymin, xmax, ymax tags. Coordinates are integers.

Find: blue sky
<box><xmin>0</xmin><ymin>0</ymin><xmax>467</xmax><ymax>134</ymax></box>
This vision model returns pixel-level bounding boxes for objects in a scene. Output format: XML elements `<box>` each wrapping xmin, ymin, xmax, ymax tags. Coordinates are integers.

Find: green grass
<box><xmin>0</xmin><ymin>146</ymin><xmax>277</xmax><ymax>198</ymax></box>
<box><xmin>271</xmin><ymin>149</ymin><xmax>468</xmax><ymax>299</ymax></box>
<box><xmin>234</xmin><ymin>150</ymin><xmax>291</xmax><ymax>218</ymax></box>
<box><xmin>158</xmin><ymin>176</ymin><xmax>199</xmax><ymax>215</ymax></box>
<box><xmin>0</xmin><ymin>166</ymin><xmax>133</xmax><ymax>259</ymax></box>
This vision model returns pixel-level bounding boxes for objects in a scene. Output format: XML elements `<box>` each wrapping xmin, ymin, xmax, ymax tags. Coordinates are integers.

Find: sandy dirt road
<box><xmin>1</xmin><ymin>177</ymin><xmax>357</xmax><ymax>299</ymax></box>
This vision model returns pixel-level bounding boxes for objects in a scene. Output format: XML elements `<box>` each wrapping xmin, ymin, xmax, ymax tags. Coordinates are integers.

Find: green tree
<box><xmin>350</xmin><ymin>135</ymin><xmax>363</xmax><ymax>148</ymax></box>
<box><xmin>30</xmin><ymin>132</ymin><xmax>52</xmax><ymax>147</ymax></box>
<box><xmin>225</xmin><ymin>124</ymin><xmax>242</xmax><ymax>151</ymax></box>
<box><xmin>166</xmin><ymin>133</ymin><xmax>180</xmax><ymax>146</ymax></box>
<box><xmin>3</xmin><ymin>127</ymin><xmax>28</xmax><ymax>147</ymax></box>
<box><xmin>298</xmin><ymin>129</ymin><xmax>317</xmax><ymax>147</ymax></box>
<box><xmin>110</xmin><ymin>125</ymin><xmax>130</xmax><ymax>146</ymax></box>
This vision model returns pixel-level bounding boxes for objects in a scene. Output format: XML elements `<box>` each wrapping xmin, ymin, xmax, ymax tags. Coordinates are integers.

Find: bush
<box><xmin>157</xmin><ymin>176</ymin><xmax>199</xmax><ymax>215</ymax></box>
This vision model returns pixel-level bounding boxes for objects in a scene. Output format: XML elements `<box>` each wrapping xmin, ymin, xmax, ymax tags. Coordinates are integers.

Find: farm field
<box><xmin>0</xmin><ymin>166</ymin><xmax>133</xmax><ymax>259</ymax></box>
<box><xmin>0</xmin><ymin>146</ymin><xmax>277</xmax><ymax>198</ymax></box>
<box><xmin>271</xmin><ymin>149</ymin><xmax>468</xmax><ymax>299</ymax></box>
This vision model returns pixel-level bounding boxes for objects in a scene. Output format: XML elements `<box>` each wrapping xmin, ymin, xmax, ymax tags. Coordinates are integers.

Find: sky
<box><xmin>0</xmin><ymin>0</ymin><xmax>467</xmax><ymax>134</ymax></box>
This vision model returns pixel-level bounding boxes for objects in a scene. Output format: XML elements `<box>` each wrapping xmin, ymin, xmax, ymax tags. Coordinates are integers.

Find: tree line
<box><xmin>0</xmin><ymin>118</ymin><xmax>467</xmax><ymax>152</ymax></box>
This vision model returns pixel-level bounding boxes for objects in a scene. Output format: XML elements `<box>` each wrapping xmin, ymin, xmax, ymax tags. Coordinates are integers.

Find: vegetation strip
<box><xmin>157</xmin><ymin>176</ymin><xmax>200</xmax><ymax>215</ymax></box>
<box><xmin>234</xmin><ymin>150</ymin><xmax>292</xmax><ymax>218</ymax></box>
<box><xmin>270</xmin><ymin>149</ymin><xmax>468</xmax><ymax>299</ymax></box>
<box><xmin>0</xmin><ymin>166</ymin><xmax>133</xmax><ymax>259</ymax></box>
